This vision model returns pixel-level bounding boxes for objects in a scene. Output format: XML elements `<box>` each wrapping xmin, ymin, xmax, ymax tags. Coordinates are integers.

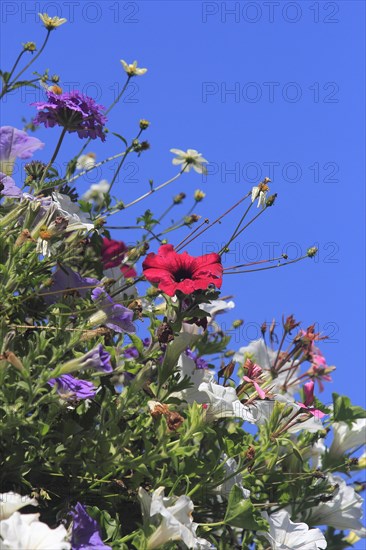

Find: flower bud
<box><xmin>173</xmin><ymin>192</ymin><xmax>186</xmax><ymax>204</ymax></box>
<box><xmin>266</xmin><ymin>193</ymin><xmax>277</xmax><ymax>207</ymax></box>
<box><xmin>184</xmin><ymin>214</ymin><xmax>201</xmax><ymax>225</ymax></box>
<box><xmin>157</xmin><ymin>322</ymin><xmax>174</xmax><ymax>344</ymax></box>
<box><xmin>23</xmin><ymin>42</ymin><xmax>37</xmax><ymax>51</ymax></box>
<box><xmin>307</xmin><ymin>246</ymin><xmax>318</xmax><ymax>258</ymax></box>
<box><xmin>139</xmin><ymin>119</ymin><xmax>150</xmax><ymax>130</ymax></box>
<box><xmin>232</xmin><ymin>319</ymin><xmax>243</xmax><ymax>328</ymax></box>
<box><xmin>194</xmin><ymin>189</ymin><xmax>206</xmax><ymax>202</ymax></box>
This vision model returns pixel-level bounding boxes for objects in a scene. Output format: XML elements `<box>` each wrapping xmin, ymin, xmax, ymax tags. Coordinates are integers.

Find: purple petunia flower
<box><xmin>70</xmin><ymin>502</ymin><xmax>111</xmax><ymax>549</ymax></box>
<box><xmin>186</xmin><ymin>348</ymin><xmax>209</xmax><ymax>370</ymax></box>
<box><xmin>82</xmin><ymin>344</ymin><xmax>113</xmax><ymax>373</ymax></box>
<box><xmin>40</xmin><ymin>266</ymin><xmax>99</xmax><ymax>305</ymax></box>
<box><xmin>123</xmin><ymin>347</ymin><xmax>139</xmax><ymax>359</ymax></box>
<box><xmin>48</xmin><ymin>375</ymin><xmax>96</xmax><ymax>400</ymax></box>
<box><xmin>0</xmin><ymin>172</ymin><xmax>22</xmax><ymax>197</ymax></box>
<box><xmin>90</xmin><ymin>287</ymin><xmax>135</xmax><ymax>334</ymax></box>
<box><xmin>32</xmin><ymin>91</ymin><xmax>107</xmax><ymax>141</ymax></box>
<box><xmin>0</xmin><ymin>126</ymin><xmax>44</xmax><ymax>176</ymax></box>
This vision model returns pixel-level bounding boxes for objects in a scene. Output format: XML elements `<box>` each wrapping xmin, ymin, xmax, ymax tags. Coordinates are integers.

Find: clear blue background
<box><xmin>1</xmin><ymin>0</ymin><xmax>365</xmax><ymax>543</ymax></box>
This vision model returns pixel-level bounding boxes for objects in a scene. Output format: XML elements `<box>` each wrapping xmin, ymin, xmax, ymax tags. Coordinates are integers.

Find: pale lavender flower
<box><xmin>32</xmin><ymin>91</ymin><xmax>107</xmax><ymax>141</ymax></box>
<box><xmin>57</xmin><ymin>344</ymin><xmax>113</xmax><ymax>375</ymax></box>
<box><xmin>48</xmin><ymin>375</ymin><xmax>97</xmax><ymax>400</ymax></box>
<box><xmin>0</xmin><ymin>126</ymin><xmax>44</xmax><ymax>176</ymax></box>
<box><xmin>0</xmin><ymin>172</ymin><xmax>22</xmax><ymax>197</ymax></box>
<box><xmin>40</xmin><ymin>266</ymin><xmax>98</xmax><ymax>305</ymax></box>
<box><xmin>90</xmin><ymin>287</ymin><xmax>135</xmax><ymax>333</ymax></box>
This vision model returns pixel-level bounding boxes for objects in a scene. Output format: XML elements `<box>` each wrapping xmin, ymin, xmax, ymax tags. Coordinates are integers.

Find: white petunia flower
<box><xmin>0</xmin><ymin>492</ymin><xmax>38</xmax><ymax>520</ymax></box>
<box><xmin>200</xmin><ymin>299</ymin><xmax>235</xmax><ymax>319</ymax></box>
<box><xmin>52</xmin><ymin>193</ymin><xmax>94</xmax><ymax>232</ymax></box>
<box><xmin>0</xmin><ymin>511</ymin><xmax>70</xmax><ymax>549</ymax></box>
<box><xmin>170</xmin><ymin>352</ymin><xmax>214</xmax><ymax>404</ymax></box>
<box><xmin>120</xmin><ymin>59</ymin><xmax>147</xmax><ymax>76</ymax></box>
<box><xmin>329</xmin><ymin>419</ymin><xmax>366</xmax><ymax>458</ymax></box>
<box><xmin>170</xmin><ymin>148</ymin><xmax>208</xmax><ymax>174</ymax></box>
<box><xmin>234</xmin><ymin>339</ymin><xmax>300</xmax><ymax>400</ymax></box>
<box><xmin>138</xmin><ymin>487</ymin><xmax>212</xmax><ymax>549</ymax></box>
<box><xmin>306</xmin><ymin>474</ymin><xmax>366</xmax><ymax>534</ymax></box>
<box><xmin>303</xmin><ymin>438</ymin><xmax>327</xmax><ymax>470</ymax></box>
<box><xmin>76</xmin><ymin>152</ymin><xmax>96</xmax><ymax>171</ymax></box>
<box><xmin>198</xmin><ymin>380</ymin><xmax>256</xmax><ymax>423</ymax></box>
<box><xmin>259</xmin><ymin>509</ymin><xmax>327</xmax><ymax>549</ymax></box>
<box><xmin>215</xmin><ymin>455</ymin><xmax>251</xmax><ymax>501</ymax></box>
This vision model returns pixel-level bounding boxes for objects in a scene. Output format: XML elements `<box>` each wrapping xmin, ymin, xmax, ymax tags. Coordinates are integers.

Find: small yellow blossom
<box><xmin>194</xmin><ymin>189</ymin><xmax>206</xmax><ymax>202</ymax></box>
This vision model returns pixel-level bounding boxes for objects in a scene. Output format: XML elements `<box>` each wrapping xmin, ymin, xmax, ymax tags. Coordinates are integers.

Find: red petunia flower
<box><xmin>142</xmin><ymin>244</ymin><xmax>223</xmax><ymax>296</ymax></box>
<box><xmin>101</xmin><ymin>237</ymin><xmax>136</xmax><ymax>277</ymax></box>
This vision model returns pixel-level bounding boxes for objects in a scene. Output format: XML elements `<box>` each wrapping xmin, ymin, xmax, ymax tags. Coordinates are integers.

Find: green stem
<box><xmin>0</xmin><ymin>50</ymin><xmax>27</xmax><ymax>97</ymax></box>
<box><xmin>38</xmin><ymin>127</ymin><xmax>68</xmax><ymax>189</ymax></box>
<box><xmin>6</xmin><ymin>30</ymin><xmax>51</xmax><ymax>93</ymax></box>
<box><xmin>108</xmin><ymin>129</ymin><xmax>142</xmax><ymax>194</ymax></box>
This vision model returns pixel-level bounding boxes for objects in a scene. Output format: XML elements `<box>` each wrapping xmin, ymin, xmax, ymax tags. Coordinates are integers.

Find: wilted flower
<box><xmin>170</xmin><ymin>148</ymin><xmax>208</xmax><ymax>174</ymax></box>
<box><xmin>32</xmin><ymin>91</ymin><xmax>107</xmax><ymax>141</ymax></box>
<box><xmin>48</xmin><ymin>375</ymin><xmax>97</xmax><ymax>400</ymax></box>
<box><xmin>52</xmin><ymin>192</ymin><xmax>94</xmax><ymax>232</ymax></box>
<box><xmin>251</xmin><ymin>184</ymin><xmax>268</xmax><ymax>209</ymax></box>
<box><xmin>0</xmin><ymin>492</ymin><xmax>38</xmax><ymax>520</ymax></box>
<box><xmin>90</xmin><ymin>287</ymin><xmax>135</xmax><ymax>333</ymax></box>
<box><xmin>138</xmin><ymin>487</ymin><xmax>212</xmax><ymax>549</ymax></box>
<box><xmin>38</xmin><ymin>12</ymin><xmax>67</xmax><ymax>30</ymax></box>
<box><xmin>120</xmin><ymin>59</ymin><xmax>147</xmax><ymax>76</ymax></box>
<box><xmin>298</xmin><ymin>381</ymin><xmax>326</xmax><ymax>419</ymax></box>
<box><xmin>70</xmin><ymin>502</ymin><xmax>111</xmax><ymax>549</ymax></box>
<box><xmin>142</xmin><ymin>244</ymin><xmax>223</xmax><ymax>297</ymax></box>
<box><xmin>0</xmin><ymin>172</ymin><xmax>22</xmax><ymax>197</ymax></box>
<box><xmin>0</xmin><ymin>511</ymin><xmax>70</xmax><ymax>549</ymax></box>
<box><xmin>0</xmin><ymin>126</ymin><xmax>44</xmax><ymax>175</ymax></box>
<box><xmin>259</xmin><ymin>509</ymin><xmax>327</xmax><ymax>549</ymax></box>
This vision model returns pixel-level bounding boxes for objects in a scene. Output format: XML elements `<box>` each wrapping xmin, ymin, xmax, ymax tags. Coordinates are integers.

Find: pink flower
<box><xmin>298</xmin><ymin>380</ymin><xmax>326</xmax><ymax>419</ymax></box>
<box><xmin>307</xmin><ymin>352</ymin><xmax>335</xmax><ymax>392</ymax></box>
<box><xmin>242</xmin><ymin>359</ymin><xmax>266</xmax><ymax>399</ymax></box>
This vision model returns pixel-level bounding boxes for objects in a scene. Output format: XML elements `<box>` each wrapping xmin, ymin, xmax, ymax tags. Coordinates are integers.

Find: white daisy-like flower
<box><xmin>81</xmin><ymin>179</ymin><xmax>110</xmax><ymax>204</ymax></box>
<box><xmin>138</xmin><ymin>487</ymin><xmax>212</xmax><ymax>549</ymax></box>
<box><xmin>0</xmin><ymin>492</ymin><xmax>38</xmax><ymax>520</ymax></box>
<box><xmin>259</xmin><ymin>509</ymin><xmax>327</xmax><ymax>549</ymax></box>
<box><xmin>329</xmin><ymin>419</ymin><xmax>366</xmax><ymax>458</ymax></box>
<box><xmin>170</xmin><ymin>148</ymin><xmax>208</xmax><ymax>174</ymax></box>
<box><xmin>0</xmin><ymin>511</ymin><xmax>70</xmax><ymax>549</ymax></box>
<box><xmin>120</xmin><ymin>59</ymin><xmax>147</xmax><ymax>76</ymax></box>
<box><xmin>251</xmin><ymin>186</ymin><xmax>267</xmax><ymax>208</ymax></box>
<box><xmin>76</xmin><ymin>152</ymin><xmax>96</xmax><ymax>171</ymax></box>
<box><xmin>38</xmin><ymin>13</ymin><xmax>67</xmax><ymax>30</ymax></box>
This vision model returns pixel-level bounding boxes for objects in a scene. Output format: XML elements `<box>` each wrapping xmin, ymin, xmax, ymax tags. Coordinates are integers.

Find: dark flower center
<box><xmin>173</xmin><ymin>267</ymin><xmax>193</xmax><ymax>282</ymax></box>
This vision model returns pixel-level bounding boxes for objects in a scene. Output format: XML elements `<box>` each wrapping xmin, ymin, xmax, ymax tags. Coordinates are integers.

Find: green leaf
<box><xmin>332</xmin><ymin>393</ymin><xmax>366</xmax><ymax>423</ymax></box>
<box><xmin>224</xmin><ymin>485</ymin><xmax>269</xmax><ymax>530</ymax></box>
<box><xmin>111</xmin><ymin>132</ymin><xmax>128</xmax><ymax>147</ymax></box>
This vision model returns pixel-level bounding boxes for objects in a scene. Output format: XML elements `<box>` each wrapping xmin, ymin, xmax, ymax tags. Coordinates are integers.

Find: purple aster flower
<box><xmin>0</xmin><ymin>126</ymin><xmax>44</xmax><ymax>176</ymax></box>
<box><xmin>186</xmin><ymin>348</ymin><xmax>209</xmax><ymax>369</ymax></box>
<box><xmin>71</xmin><ymin>502</ymin><xmax>111</xmax><ymax>549</ymax></box>
<box><xmin>40</xmin><ymin>266</ymin><xmax>99</xmax><ymax>305</ymax></box>
<box><xmin>0</xmin><ymin>172</ymin><xmax>22</xmax><ymax>197</ymax></box>
<box><xmin>32</xmin><ymin>91</ymin><xmax>107</xmax><ymax>141</ymax></box>
<box><xmin>123</xmin><ymin>347</ymin><xmax>139</xmax><ymax>359</ymax></box>
<box><xmin>90</xmin><ymin>287</ymin><xmax>135</xmax><ymax>334</ymax></box>
<box><xmin>48</xmin><ymin>375</ymin><xmax>96</xmax><ymax>400</ymax></box>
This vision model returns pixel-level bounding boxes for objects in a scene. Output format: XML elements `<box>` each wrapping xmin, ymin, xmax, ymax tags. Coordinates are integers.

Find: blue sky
<box><xmin>1</xmin><ymin>0</ymin><xmax>365</xmax><ymax>538</ymax></box>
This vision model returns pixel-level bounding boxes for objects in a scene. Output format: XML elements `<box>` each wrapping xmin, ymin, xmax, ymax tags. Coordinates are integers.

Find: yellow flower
<box><xmin>120</xmin><ymin>60</ymin><xmax>147</xmax><ymax>76</ymax></box>
<box><xmin>38</xmin><ymin>13</ymin><xmax>67</xmax><ymax>30</ymax></box>
<box><xmin>194</xmin><ymin>189</ymin><xmax>206</xmax><ymax>201</ymax></box>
